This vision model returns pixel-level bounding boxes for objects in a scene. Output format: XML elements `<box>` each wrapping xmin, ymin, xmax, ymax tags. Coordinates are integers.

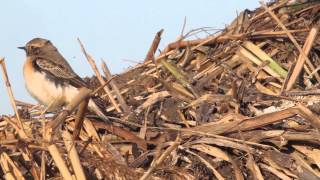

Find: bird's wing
<box><xmin>35</xmin><ymin>57</ymin><xmax>88</xmax><ymax>88</ymax></box>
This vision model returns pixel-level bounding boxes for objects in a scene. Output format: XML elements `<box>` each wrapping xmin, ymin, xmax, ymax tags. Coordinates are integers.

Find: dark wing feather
<box><xmin>35</xmin><ymin>58</ymin><xmax>88</xmax><ymax>88</ymax></box>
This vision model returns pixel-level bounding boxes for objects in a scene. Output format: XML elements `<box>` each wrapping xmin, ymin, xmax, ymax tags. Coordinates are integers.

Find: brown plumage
<box><xmin>20</xmin><ymin>38</ymin><xmax>108</xmax><ymax>118</ymax></box>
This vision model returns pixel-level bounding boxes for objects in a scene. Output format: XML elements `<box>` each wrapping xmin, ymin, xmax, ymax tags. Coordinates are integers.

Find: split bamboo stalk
<box><xmin>3</xmin><ymin>173</ymin><xmax>15</xmax><ymax>180</ymax></box>
<box><xmin>159</xmin><ymin>58</ymin><xmax>199</xmax><ymax>98</ymax></box>
<box><xmin>168</xmin><ymin>33</ymin><xmax>244</xmax><ymax>50</ymax></box>
<box><xmin>185</xmin><ymin>149</ymin><xmax>225</xmax><ymax>180</ymax></box>
<box><xmin>261</xmin><ymin>1</ymin><xmax>320</xmax><ymax>82</ymax></box>
<box><xmin>47</xmin><ymin>144</ymin><xmax>73</xmax><ymax>180</ymax></box>
<box><xmin>73</xmin><ymin>98</ymin><xmax>89</xmax><ymax>140</ymax></box>
<box><xmin>1</xmin><ymin>117</ymin><xmax>28</xmax><ymax>141</ymax></box>
<box><xmin>0</xmin><ymin>152</ymin><xmax>25</xmax><ymax>180</ymax></box>
<box><xmin>168</xmin><ymin>28</ymin><xmax>309</xmax><ymax>50</ymax></box>
<box><xmin>0</xmin><ymin>59</ymin><xmax>41</xmax><ymax>179</ymax></box>
<box><xmin>101</xmin><ymin>60</ymin><xmax>130</xmax><ymax>113</ymax></box>
<box><xmin>18</xmin><ymin>148</ymin><xmax>41</xmax><ymax>180</ymax></box>
<box><xmin>251</xmin><ymin>0</ymin><xmax>289</xmax><ymax>21</ymax></box>
<box><xmin>139</xmin><ymin>139</ymin><xmax>180</xmax><ymax>180</ymax></box>
<box><xmin>77</xmin><ymin>38</ymin><xmax>122</xmax><ymax>113</ymax></box>
<box><xmin>240</xmin><ymin>41</ymin><xmax>288</xmax><ymax>78</ymax></box>
<box><xmin>62</xmin><ymin>130</ymin><xmax>86</xmax><ymax>180</ymax></box>
<box><xmin>0</xmin><ymin>58</ymin><xmax>26</xmax><ymax>137</ymax></box>
<box><xmin>286</xmin><ymin>27</ymin><xmax>319</xmax><ymax>90</ymax></box>
<box><xmin>144</xmin><ymin>29</ymin><xmax>164</xmax><ymax>61</ymax></box>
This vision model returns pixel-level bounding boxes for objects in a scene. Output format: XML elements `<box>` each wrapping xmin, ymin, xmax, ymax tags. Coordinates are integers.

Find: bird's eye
<box><xmin>30</xmin><ymin>46</ymin><xmax>40</xmax><ymax>54</ymax></box>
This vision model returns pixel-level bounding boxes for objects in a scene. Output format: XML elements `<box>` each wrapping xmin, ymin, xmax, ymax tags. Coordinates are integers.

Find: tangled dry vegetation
<box><xmin>1</xmin><ymin>0</ymin><xmax>320</xmax><ymax>179</ymax></box>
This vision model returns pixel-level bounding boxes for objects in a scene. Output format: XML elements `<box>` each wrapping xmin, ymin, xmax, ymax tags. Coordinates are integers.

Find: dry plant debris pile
<box><xmin>1</xmin><ymin>0</ymin><xmax>320</xmax><ymax>179</ymax></box>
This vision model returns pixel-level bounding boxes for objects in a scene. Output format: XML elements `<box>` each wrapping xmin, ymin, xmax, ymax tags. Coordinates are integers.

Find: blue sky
<box><xmin>0</xmin><ymin>1</ymin><xmax>260</xmax><ymax>114</ymax></box>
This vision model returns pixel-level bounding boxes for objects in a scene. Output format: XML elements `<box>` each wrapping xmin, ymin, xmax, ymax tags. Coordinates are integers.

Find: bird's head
<box><xmin>18</xmin><ymin>38</ymin><xmax>56</xmax><ymax>56</ymax></box>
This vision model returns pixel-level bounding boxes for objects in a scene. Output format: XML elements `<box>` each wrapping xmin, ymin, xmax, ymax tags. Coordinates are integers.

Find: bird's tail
<box><xmin>88</xmin><ymin>96</ymin><xmax>110</xmax><ymax>122</ymax></box>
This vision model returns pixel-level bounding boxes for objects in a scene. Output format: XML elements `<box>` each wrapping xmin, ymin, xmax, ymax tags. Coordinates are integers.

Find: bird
<box><xmin>19</xmin><ymin>37</ymin><xmax>108</xmax><ymax>118</ymax></box>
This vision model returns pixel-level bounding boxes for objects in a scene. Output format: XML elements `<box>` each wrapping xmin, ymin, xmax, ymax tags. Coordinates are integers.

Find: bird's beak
<box><xmin>17</xmin><ymin>46</ymin><xmax>26</xmax><ymax>50</ymax></box>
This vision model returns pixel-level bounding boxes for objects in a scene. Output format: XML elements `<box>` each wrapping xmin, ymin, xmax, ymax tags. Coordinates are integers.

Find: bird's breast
<box><xmin>23</xmin><ymin>59</ymin><xmax>78</xmax><ymax>110</ymax></box>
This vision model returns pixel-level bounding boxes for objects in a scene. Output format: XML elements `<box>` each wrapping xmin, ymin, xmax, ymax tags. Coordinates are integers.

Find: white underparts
<box><xmin>23</xmin><ymin>66</ymin><xmax>108</xmax><ymax>120</ymax></box>
<box><xmin>24</xmin><ymin>69</ymin><xmax>79</xmax><ymax>111</ymax></box>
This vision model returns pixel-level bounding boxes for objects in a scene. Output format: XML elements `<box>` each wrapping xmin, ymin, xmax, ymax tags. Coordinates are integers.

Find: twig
<box><xmin>177</xmin><ymin>109</ymin><xmax>190</xmax><ymax>128</ymax></box>
<box><xmin>180</xmin><ymin>16</ymin><xmax>187</xmax><ymax>37</ymax></box>
<box><xmin>285</xmin><ymin>27</ymin><xmax>319</xmax><ymax>90</ymax></box>
<box><xmin>280</xmin><ymin>63</ymin><xmax>295</xmax><ymax>94</ymax></box>
<box><xmin>101</xmin><ymin>60</ymin><xmax>130</xmax><ymax>113</ymax></box>
<box><xmin>159</xmin><ymin>58</ymin><xmax>199</xmax><ymax>97</ymax></box>
<box><xmin>0</xmin><ymin>152</ymin><xmax>25</xmax><ymax>180</ymax></box>
<box><xmin>2</xmin><ymin>116</ymin><xmax>28</xmax><ymax>141</ymax></box>
<box><xmin>47</xmin><ymin>144</ymin><xmax>73</xmax><ymax>180</ymax></box>
<box><xmin>45</xmin><ymin>87</ymin><xmax>92</xmax><ymax>141</ymax></box>
<box><xmin>168</xmin><ymin>33</ymin><xmax>244</xmax><ymax>50</ymax></box>
<box><xmin>260</xmin><ymin>1</ymin><xmax>320</xmax><ymax>83</ymax></box>
<box><xmin>91</xmin><ymin>75</ymin><xmax>117</xmax><ymax>95</ymax></box>
<box><xmin>0</xmin><ymin>58</ymin><xmax>26</xmax><ymax>137</ymax></box>
<box><xmin>283</xmin><ymin>89</ymin><xmax>320</xmax><ymax>96</ymax></box>
<box><xmin>78</xmin><ymin>137</ymin><xmax>92</xmax><ymax>156</ymax></box>
<box><xmin>251</xmin><ymin>0</ymin><xmax>289</xmax><ymax>21</ymax></box>
<box><xmin>62</xmin><ymin>130</ymin><xmax>86</xmax><ymax>180</ymax></box>
<box><xmin>237</xmin><ymin>130</ymin><xmax>262</xmax><ymax>180</ymax></box>
<box><xmin>91</xmin><ymin>119</ymin><xmax>148</xmax><ymax>150</ymax></box>
<box><xmin>148</xmin><ymin>29</ymin><xmax>165</xmax><ymax>78</ymax></box>
<box><xmin>77</xmin><ymin>38</ymin><xmax>122</xmax><ymax>113</ymax></box>
<box><xmin>139</xmin><ymin>139</ymin><xmax>180</xmax><ymax>180</ymax></box>
<box><xmin>0</xmin><ymin>62</ymin><xmax>40</xmax><ymax>178</ymax></box>
<box><xmin>185</xmin><ymin>149</ymin><xmax>225</xmax><ymax>180</ymax></box>
<box><xmin>144</xmin><ymin>29</ymin><xmax>164</xmax><ymax>61</ymax></box>
<box><xmin>139</xmin><ymin>106</ymin><xmax>150</xmax><ymax>139</ymax></box>
<box><xmin>72</xmin><ymin>98</ymin><xmax>89</xmax><ymax>140</ymax></box>
<box><xmin>40</xmin><ymin>109</ymin><xmax>48</xmax><ymax>180</ymax></box>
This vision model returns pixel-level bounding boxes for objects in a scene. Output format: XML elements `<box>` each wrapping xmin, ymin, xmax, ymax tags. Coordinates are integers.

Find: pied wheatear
<box><xmin>19</xmin><ymin>38</ymin><xmax>107</xmax><ymax>118</ymax></box>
